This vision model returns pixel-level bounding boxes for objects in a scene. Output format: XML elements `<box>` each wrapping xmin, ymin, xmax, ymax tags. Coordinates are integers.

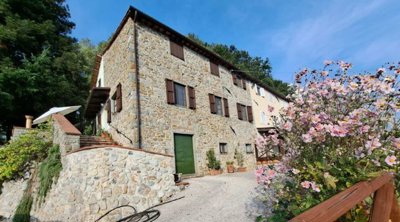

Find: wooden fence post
<box><xmin>370</xmin><ymin>182</ymin><xmax>394</xmax><ymax>222</ymax></box>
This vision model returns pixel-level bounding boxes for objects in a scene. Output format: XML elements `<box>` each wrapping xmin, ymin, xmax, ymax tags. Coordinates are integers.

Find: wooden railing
<box><xmin>290</xmin><ymin>172</ymin><xmax>400</xmax><ymax>222</ymax></box>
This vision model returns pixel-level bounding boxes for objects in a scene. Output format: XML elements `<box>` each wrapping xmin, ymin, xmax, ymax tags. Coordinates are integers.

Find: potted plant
<box><xmin>206</xmin><ymin>149</ymin><xmax>221</xmax><ymax>175</ymax></box>
<box><xmin>226</xmin><ymin>161</ymin><xmax>234</xmax><ymax>173</ymax></box>
<box><xmin>234</xmin><ymin>149</ymin><xmax>246</xmax><ymax>172</ymax></box>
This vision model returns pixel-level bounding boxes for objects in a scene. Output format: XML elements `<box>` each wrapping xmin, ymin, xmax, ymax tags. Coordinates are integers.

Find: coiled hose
<box><xmin>95</xmin><ymin>196</ymin><xmax>185</xmax><ymax>222</ymax></box>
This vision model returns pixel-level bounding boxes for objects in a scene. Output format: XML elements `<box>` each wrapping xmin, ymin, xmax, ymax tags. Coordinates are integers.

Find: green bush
<box><xmin>37</xmin><ymin>145</ymin><xmax>62</xmax><ymax>203</ymax></box>
<box><xmin>206</xmin><ymin>149</ymin><xmax>221</xmax><ymax>170</ymax></box>
<box><xmin>234</xmin><ymin>149</ymin><xmax>244</xmax><ymax>167</ymax></box>
<box><xmin>0</xmin><ymin>125</ymin><xmax>52</xmax><ymax>187</ymax></box>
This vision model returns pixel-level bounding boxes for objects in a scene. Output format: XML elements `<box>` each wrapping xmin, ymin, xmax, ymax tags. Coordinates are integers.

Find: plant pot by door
<box><xmin>227</xmin><ymin>165</ymin><xmax>234</xmax><ymax>173</ymax></box>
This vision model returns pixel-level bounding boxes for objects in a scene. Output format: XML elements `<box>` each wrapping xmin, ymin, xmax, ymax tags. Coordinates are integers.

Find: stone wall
<box><xmin>30</xmin><ymin>147</ymin><xmax>176</xmax><ymax>221</ymax></box>
<box><xmin>10</xmin><ymin>127</ymin><xmax>31</xmax><ymax>141</ymax></box>
<box><xmin>0</xmin><ymin>179</ymin><xmax>28</xmax><ymax>220</ymax></box>
<box><xmin>136</xmin><ymin>24</ymin><xmax>258</xmax><ymax>174</ymax></box>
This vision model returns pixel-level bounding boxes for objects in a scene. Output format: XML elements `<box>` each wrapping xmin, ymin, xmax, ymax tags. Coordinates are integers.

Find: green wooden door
<box><xmin>174</xmin><ymin>134</ymin><xmax>195</xmax><ymax>174</ymax></box>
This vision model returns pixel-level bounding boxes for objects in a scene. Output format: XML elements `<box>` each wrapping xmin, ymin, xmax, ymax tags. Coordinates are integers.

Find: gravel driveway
<box><xmin>156</xmin><ymin>171</ymin><xmax>261</xmax><ymax>222</ymax></box>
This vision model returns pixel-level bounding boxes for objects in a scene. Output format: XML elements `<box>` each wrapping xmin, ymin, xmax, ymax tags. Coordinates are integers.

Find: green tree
<box><xmin>0</xmin><ymin>0</ymin><xmax>91</xmax><ymax>137</ymax></box>
<box><xmin>187</xmin><ymin>33</ymin><xmax>290</xmax><ymax>95</ymax></box>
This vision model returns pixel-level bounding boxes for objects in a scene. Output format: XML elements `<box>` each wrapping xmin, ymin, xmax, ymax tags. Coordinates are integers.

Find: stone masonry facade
<box><xmin>96</xmin><ymin>14</ymin><xmax>259</xmax><ymax>175</ymax></box>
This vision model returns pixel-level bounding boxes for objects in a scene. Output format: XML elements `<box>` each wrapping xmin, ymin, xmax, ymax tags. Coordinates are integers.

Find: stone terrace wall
<box><xmin>0</xmin><ymin>179</ymin><xmax>28</xmax><ymax>220</ymax></box>
<box><xmin>52</xmin><ymin>114</ymin><xmax>81</xmax><ymax>156</ymax></box>
<box><xmin>31</xmin><ymin>147</ymin><xmax>176</xmax><ymax>221</ymax></box>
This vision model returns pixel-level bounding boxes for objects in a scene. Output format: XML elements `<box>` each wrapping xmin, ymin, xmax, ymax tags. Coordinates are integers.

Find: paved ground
<box><xmin>156</xmin><ymin>171</ymin><xmax>260</xmax><ymax>222</ymax></box>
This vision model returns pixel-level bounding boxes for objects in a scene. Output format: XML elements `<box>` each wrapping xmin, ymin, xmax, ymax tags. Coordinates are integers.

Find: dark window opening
<box><xmin>174</xmin><ymin>83</ymin><xmax>186</xmax><ymax>107</ymax></box>
<box><xmin>220</xmin><ymin>143</ymin><xmax>227</xmax><ymax>154</ymax></box>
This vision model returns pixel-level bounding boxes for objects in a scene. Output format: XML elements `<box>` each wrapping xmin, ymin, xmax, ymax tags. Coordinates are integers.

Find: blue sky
<box><xmin>67</xmin><ymin>0</ymin><xmax>400</xmax><ymax>83</ymax></box>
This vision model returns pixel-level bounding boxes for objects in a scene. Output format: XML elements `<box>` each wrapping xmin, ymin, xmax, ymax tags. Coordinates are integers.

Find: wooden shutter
<box><xmin>223</xmin><ymin>98</ymin><xmax>229</xmax><ymax>117</ymax></box>
<box><xmin>247</xmin><ymin>106</ymin><xmax>253</xmax><ymax>122</ymax></box>
<box><xmin>188</xmin><ymin>86</ymin><xmax>196</xmax><ymax>109</ymax></box>
<box><xmin>106</xmin><ymin>100</ymin><xmax>111</xmax><ymax>123</ymax></box>
<box><xmin>166</xmin><ymin>79</ymin><xmax>175</xmax><ymax>104</ymax></box>
<box><xmin>170</xmin><ymin>40</ymin><xmax>184</xmax><ymax>60</ymax></box>
<box><xmin>242</xmin><ymin>79</ymin><xmax>247</xmax><ymax>90</ymax></box>
<box><xmin>116</xmin><ymin>83</ymin><xmax>122</xmax><ymax>112</ymax></box>
<box><xmin>237</xmin><ymin>103</ymin><xmax>242</xmax><ymax>120</ymax></box>
<box><xmin>232</xmin><ymin>74</ymin><xmax>238</xmax><ymax>85</ymax></box>
<box><xmin>210</xmin><ymin>61</ymin><xmax>219</xmax><ymax>76</ymax></box>
<box><xmin>209</xmin><ymin>94</ymin><xmax>216</xmax><ymax>114</ymax></box>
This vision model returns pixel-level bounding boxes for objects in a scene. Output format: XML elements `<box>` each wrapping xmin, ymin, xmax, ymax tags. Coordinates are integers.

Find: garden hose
<box><xmin>95</xmin><ymin>196</ymin><xmax>185</xmax><ymax>222</ymax></box>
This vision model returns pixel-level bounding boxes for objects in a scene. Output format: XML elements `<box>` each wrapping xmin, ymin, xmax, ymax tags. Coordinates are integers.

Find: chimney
<box><xmin>25</xmin><ymin>115</ymin><xmax>33</xmax><ymax>129</ymax></box>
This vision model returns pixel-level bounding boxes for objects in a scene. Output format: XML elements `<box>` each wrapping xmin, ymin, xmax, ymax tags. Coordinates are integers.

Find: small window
<box><xmin>174</xmin><ymin>83</ymin><xmax>186</xmax><ymax>107</ymax></box>
<box><xmin>261</xmin><ymin>112</ymin><xmax>267</xmax><ymax>124</ymax></box>
<box><xmin>219</xmin><ymin>143</ymin><xmax>227</xmax><ymax>154</ymax></box>
<box><xmin>256</xmin><ymin>86</ymin><xmax>261</xmax><ymax>95</ymax></box>
<box><xmin>236</xmin><ymin>76</ymin><xmax>242</xmax><ymax>88</ymax></box>
<box><xmin>241</xmin><ymin>105</ymin><xmax>248</xmax><ymax>121</ymax></box>
<box><xmin>215</xmin><ymin>96</ymin><xmax>223</xmax><ymax>116</ymax></box>
<box><xmin>98</xmin><ymin>79</ymin><xmax>102</xmax><ymax>87</ymax></box>
<box><xmin>170</xmin><ymin>40</ymin><xmax>184</xmax><ymax>60</ymax></box>
<box><xmin>245</xmin><ymin>144</ymin><xmax>253</xmax><ymax>153</ymax></box>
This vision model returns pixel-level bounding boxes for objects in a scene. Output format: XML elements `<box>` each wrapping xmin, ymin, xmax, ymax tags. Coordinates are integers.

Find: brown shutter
<box><xmin>116</xmin><ymin>83</ymin><xmax>122</xmax><ymax>112</ymax></box>
<box><xmin>170</xmin><ymin>40</ymin><xmax>184</xmax><ymax>60</ymax></box>
<box><xmin>209</xmin><ymin>94</ymin><xmax>216</xmax><ymax>114</ymax></box>
<box><xmin>106</xmin><ymin>100</ymin><xmax>111</xmax><ymax>123</ymax></box>
<box><xmin>188</xmin><ymin>86</ymin><xmax>196</xmax><ymax>109</ymax></box>
<box><xmin>166</xmin><ymin>79</ymin><xmax>175</xmax><ymax>104</ymax></box>
<box><xmin>247</xmin><ymin>106</ymin><xmax>253</xmax><ymax>122</ymax></box>
<box><xmin>237</xmin><ymin>103</ymin><xmax>242</xmax><ymax>120</ymax></box>
<box><xmin>232</xmin><ymin>74</ymin><xmax>238</xmax><ymax>85</ymax></box>
<box><xmin>210</xmin><ymin>61</ymin><xmax>219</xmax><ymax>76</ymax></box>
<box><xmin>242</xmin><ymin>79</ymin><xmax>247</xmax><ymax>90</ymax></box>
<box><xmin>223</xmin><ymin>98</ymin><xmax>229</xmax><ymax>117</ymax></box>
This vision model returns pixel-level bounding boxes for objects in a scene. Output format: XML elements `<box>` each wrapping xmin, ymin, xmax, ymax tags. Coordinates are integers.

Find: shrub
<box><xmin>37</xmin><ymin>145</ymin><xmax>62</xmax><ymax>203</ymax></box>
<box><xmin>255</xmin><ymin>61</ymin><xmax>400</xmax><ymax>221</ymax></box>
<box><xmin>13</xmin><ymin>193</ymin><xmax>33</xmax><ymax>222</ymax></box>
<box><xmin>206</xmin><ymin>149</ymin><xmax>221</xmax><ymax>170</ymax></box>
<box><xmin>0</xmin><ymin>125</ymin><xmax>52</xmax><ymax>187</ymax></box>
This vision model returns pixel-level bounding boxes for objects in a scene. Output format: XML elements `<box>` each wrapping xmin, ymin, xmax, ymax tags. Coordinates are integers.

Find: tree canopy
<box><xmin>0</xmin><ymin>0</ymin><xmax>92</xmax><ymax>137</ymax></box>
<box><xmin>187</xmin><ymin>33</ymin><xmax>290</xmax><ymax>96</ymax></box>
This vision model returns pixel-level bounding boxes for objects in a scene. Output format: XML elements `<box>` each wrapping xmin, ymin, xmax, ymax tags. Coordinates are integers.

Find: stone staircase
<box><xmin>80</xmin><ymin>135</ymin><xmax>116</xmax><ymax>147</ymax></box>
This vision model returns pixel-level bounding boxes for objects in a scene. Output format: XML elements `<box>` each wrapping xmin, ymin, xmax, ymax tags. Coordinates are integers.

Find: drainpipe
<box><xmin>133</xmin><ymin>11</ymin><xmax>142</xmax><ymax>149</ymax></box>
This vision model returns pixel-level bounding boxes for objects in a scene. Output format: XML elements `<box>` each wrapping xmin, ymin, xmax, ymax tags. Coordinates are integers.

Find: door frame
<box><xmin>173</xmin><ymin>132</ymin><xmax>196</xmax><ymax>175</ymax></box>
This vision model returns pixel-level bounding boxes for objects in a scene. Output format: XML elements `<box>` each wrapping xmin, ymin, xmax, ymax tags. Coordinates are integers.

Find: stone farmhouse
<box><xmin>85</xmin><ymin>6</ymin><xmax>288</xmax><ymax>176</ymax></box>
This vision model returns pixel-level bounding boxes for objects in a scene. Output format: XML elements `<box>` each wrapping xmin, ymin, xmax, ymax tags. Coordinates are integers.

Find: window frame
<box><xmin>215</xmin><ymin>96</ymin><xmax>223</xmax><ymax>116</ymax></box>
<box><xmin>170</xmin><ymin>39</ymin><xmax>184</xmax><ymax>60</ymax></box>
<box><xmin>241</xmin><ymin>104</ymin><xmax>248</xmax><ymax>121</ymax></box>
<box><xmin>219</xmin><ymin>143</ymin><xmax>228</xmax><ymax>154</ymax></box>
<box><xmin>245</xmin><ymin>144</ymin><xmax>253</xmax><ymax>154</ymax></box>
<box><xmin>173</xmin><ymin>82</ymin><xmax>187</xmax><ymax>107</ymax></box>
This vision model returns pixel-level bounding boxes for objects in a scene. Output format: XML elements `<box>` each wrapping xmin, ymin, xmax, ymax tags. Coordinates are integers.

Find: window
<box><xmin>111</xmin><ymin>83</ymin><xmax>122</xmax><ymax>113</ymax></box>
<box><xmin>245</xmin><ymin>144</ymin><xmax>253</xmax><ymax>153</ymax></box>
<box><xmin>170</xmin><ymin>40</ymin><xmax>184</xmax><ymax>60</ymax></box>
<box><xmin>210</xmin><ymin>61</ymin><xmax>219</xmax><ymax>76</ymax></box>
<box><xmin>241</xmin><ymin>105</ymin><xmax>248</xmax><ymax>121</ymax></box>
<box><xmin>166</xmin><ymin>79</ymin><xmax>196</xmax><ymax>109</ymax></box>
<box><xmin>256</xmin><ymin>86</ymin><xmax>261</xmax><ymax>95</ymax></box>
<box><xmin>98</xmin><ymin>79</ymin><xmax>102</xmax><ymax>87</ymax></box>
<box><xmin>215</xmin><ymin>96</ymin><xmax>223</xmax><ymax>116</ymax></box>
<box><xmin>260</xmin><ymin>87</ymin><xmax>265</xmax><ymax>97</ymax></box>
<box><xmin>219</xmin><ymin>143</ymin><xmax>227</xmax><ymax>154</ymax></box>
<box><xmin>261</xmin><ymin>112</ymin><xmax>267</xmax><ymax>124</ymax></box>
<box><xmin>174</xmin><ymin>83</ymin><xmax>186</xmax><ymax>107</ymax></box>
<box><xmin>209</xmin><ymin>94</ymin><xmax>228</xmax><ymax>117</ymax></box>
<box><xmin>237</xmin><ymin>103</ymin><xmax>253</xmax><ymax>122</ymax></box>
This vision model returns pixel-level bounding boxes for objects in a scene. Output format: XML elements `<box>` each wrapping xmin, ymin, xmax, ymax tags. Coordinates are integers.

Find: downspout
<box><xmin>133</xmin><ymin>11</ymin><xmax>142</xmax><ymax>149</ymax></box>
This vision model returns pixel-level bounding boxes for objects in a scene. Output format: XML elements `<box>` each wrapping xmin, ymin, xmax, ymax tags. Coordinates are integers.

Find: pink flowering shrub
<box><xmin>255</xmin><ymin>61</ymin><xmax>400</xmax><ymax>222</ymax></box>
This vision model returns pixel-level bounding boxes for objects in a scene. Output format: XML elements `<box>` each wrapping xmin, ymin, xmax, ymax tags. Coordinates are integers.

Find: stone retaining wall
<box><xmin>30</xmin><ymin>147</ymin><xmax>176</xmax><ymax>221</ymax></box>
<box><xmin>0</xmin><ymin>179</ymin><xmax>28</xmax><ymax>220</ymax></box>
<box><xmin>52</xmin><ymin>114</ymin><xmax>81</xmax><ymax>156</ymax></box>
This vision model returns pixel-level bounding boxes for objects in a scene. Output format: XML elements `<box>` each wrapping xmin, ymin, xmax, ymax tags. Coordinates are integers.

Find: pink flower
<box><xmin>315</xmin><ymin>123</ymin><xmax>324</xmax><ymax>131</ymax></box>
<box><xmin>330</xmin><ymin>125</ymin><xmax>348</xmax><ymax>137</ymax></box>
<box><xmin>392</xmin><ymin>138</ymin><xmax>400</xmax><ymax>149</ymax></box>
<box><xmin>283</xmin><ymin>121</ymin><xmax>293</xmax><ymax>131</ymax></box>
<box><xmin>360</xmin><ymin>125</ymin><xmax>370</xmax><ymax>133</ymax></box>
<box><xmin>302</xmin><ymin>134</ymin><xmax>312</xmax><ymax>143</ymax></box>
<box><xmin>311</xmin><ymin>182</ymin><xmax>321</xmax><ymax>192</ymax></box>
<box><xmin>311</xmin><ymin>115</ymin><xmax>321</xmax><ymax>124</ymax></box>
<box><xmin>301</xmin><ymin>181</ymin><xmax>311</xmax><ymax>189</ymax></box>
<box><xmin>292</xmin><ymin>168</ymin><xmax>300</xmax><ymax>174</ymax></box>
<box><xmin>365</xmin><ymin>137</ymin><xmax>381</xmax><ymax>152</ymax></box>
<box><xmin>385</xmin><ymin>155</ymin><xmax>397</xmax><ymax>166</ymax></box>
<box><xmin>267</xmin><ymin>105</ymin><xmax>274</xmax><ymax>112</ymax></box>
<box><xmin>266</xmin><ymin>169</ymin><xmax>277</xmax><ymax>178</ymax></box>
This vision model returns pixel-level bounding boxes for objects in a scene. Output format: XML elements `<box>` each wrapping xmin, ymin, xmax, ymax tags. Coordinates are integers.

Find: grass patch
<box><xmin>37</xmin><ymin>145</ymin><xmax>62</xmax><ymax>203</ymax></box>
<box><xmin>13</xmin><ymin>193</ymin><xmax>33</xmax><ymax>222</ymax></box>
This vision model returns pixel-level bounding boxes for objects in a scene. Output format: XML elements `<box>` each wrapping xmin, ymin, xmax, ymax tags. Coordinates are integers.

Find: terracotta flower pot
<box><xmin>237</xmin><ymin>167</ymin><xmax>247</xmax><ymax>172</ymax></box>
<box><xmin>209</xmin><ymin>169</ymin><xmax>222</xmax><ymax>175</ymax></box>
<box><xmin>227</xmin><ymin>165</ymin><xmax>234</xmax><ymax>173</ymax></box>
